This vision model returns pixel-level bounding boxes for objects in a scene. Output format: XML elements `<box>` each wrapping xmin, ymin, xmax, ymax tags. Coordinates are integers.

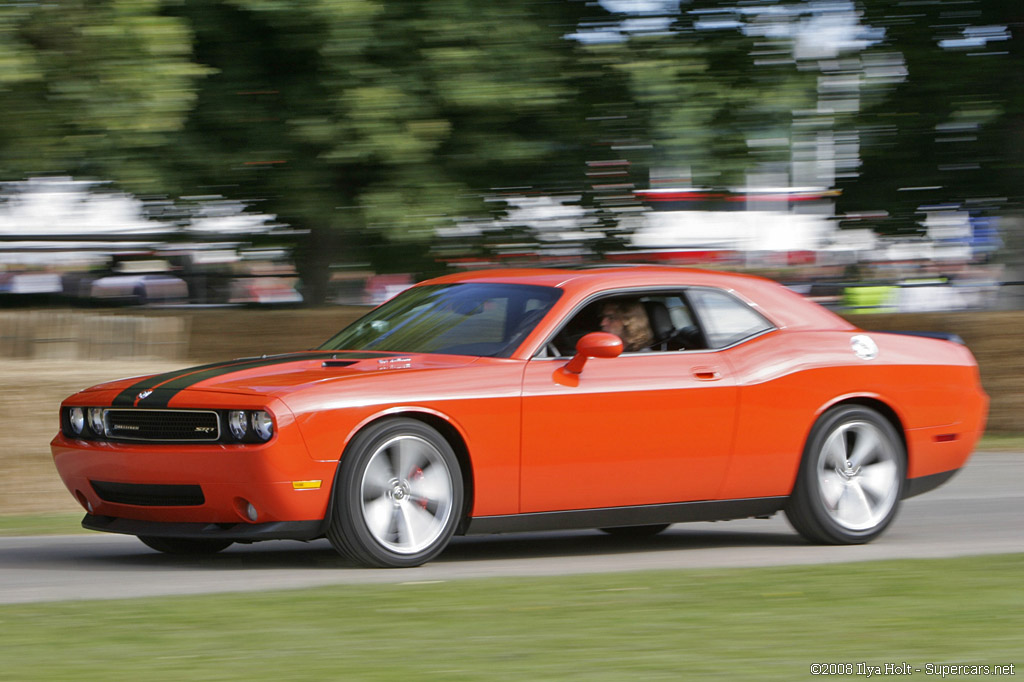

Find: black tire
<box><xmin>327</xmin><ymin>418</ymin><xmax>463</xmax><ymax>568</ymax></box>
<box><xmin>599</xmin><ymin>524</ymin><xmax>671</xmax><ymax>537</ymax></box>
<box><xmin>785</xmin><ymin>405</ymin><xmax>905</xmax><ymax>544</ymax></box>
<box><xmin>138</xmin><ymin>536</ymin><xmax>233</xmax><ymax>555</ymax></box>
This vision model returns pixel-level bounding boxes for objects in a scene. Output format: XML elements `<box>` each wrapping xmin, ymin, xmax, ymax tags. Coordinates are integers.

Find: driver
<box><xmin>599</xmin><ymin>300</ymin><xmax>654</xmax><ymax>352</ymax></box>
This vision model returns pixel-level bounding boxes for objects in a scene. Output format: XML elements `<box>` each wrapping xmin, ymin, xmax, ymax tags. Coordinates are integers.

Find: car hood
<box><xmin>92</xmin><ymin>351</ymin><xmax>482</xmax><ymax>408</ymax></box>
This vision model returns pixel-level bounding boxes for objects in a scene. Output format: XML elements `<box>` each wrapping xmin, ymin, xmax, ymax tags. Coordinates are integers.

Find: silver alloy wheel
<box><xmin>359</xmin><ymin>434</ymin><xmax>455</xmax><ymax>555</ymax></box>
<box><xmin>815</xmin><ymin>420</ymin><xmax>900</xmax><ymax>531</ymax></box>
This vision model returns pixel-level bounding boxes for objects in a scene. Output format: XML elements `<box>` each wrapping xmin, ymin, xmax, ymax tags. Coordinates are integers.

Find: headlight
<box><xmin>68</xmin><ymin>407</ymin><xmax>85</xmax><ymax>435</ymax></box>
<box><xmin>87</xmin><ymin>408</ymin><xmax>105</xmax><ymax>437</ymax></box>
<box><xmin>252</xmin><ymin>411</ymin><xmax>273</xmax><ymax>441</ymax></box>
<box><xmin>228</xmin><ymin>410</ymin><xmax>248</xmax><ymax>440</ymax></box>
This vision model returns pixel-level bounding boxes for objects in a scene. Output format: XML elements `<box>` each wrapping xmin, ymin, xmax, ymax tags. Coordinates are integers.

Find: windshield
<box><xmin>319</xmin><ymin>283</ymin><xmax>562</xmax><ymax>358</ymax></box>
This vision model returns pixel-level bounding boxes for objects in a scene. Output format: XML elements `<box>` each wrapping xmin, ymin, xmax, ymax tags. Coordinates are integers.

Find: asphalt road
<box><xmin>2</xmin><ymin>452</ymin><xmax>1021</xmax><ymax>605</ymax></box>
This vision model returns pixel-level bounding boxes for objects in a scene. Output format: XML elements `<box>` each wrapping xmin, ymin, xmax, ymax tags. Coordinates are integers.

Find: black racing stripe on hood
<box><xmin>115</xmin><ymin>351</ymin><xmax>405</xmax><ymax>408</ymax></box>
<box><xmin>114</xmin><ymin>352</ymin><xmax>329</xmax><ymax>407</ymax></box>
<box><xmin>142</xmin><ymin>352</ymin><xmax>335</xmax><ymax>407</ymax></box>
<box><xmin>112</xmin><ymin>358</ymin><xmax>261</xmax><ymax>407</ymax></box>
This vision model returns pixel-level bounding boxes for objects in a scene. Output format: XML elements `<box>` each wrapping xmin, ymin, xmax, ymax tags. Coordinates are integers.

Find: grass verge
<box><xmin>0</xmin><ymin>513</ymin><xmax>84</xmax><ymax>536</ymax></box>
<box><xmin>0</xmin><ymin>555</ymin><xmax>1020</xmax><ymax>680</ymax></box>
<box><xmin>977</xmin><ymin>433</ymin><xmax>1024</xmax><ymax>451</ymax></box>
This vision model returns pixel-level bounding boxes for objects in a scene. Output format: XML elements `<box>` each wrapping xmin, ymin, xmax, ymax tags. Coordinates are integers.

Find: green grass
<box><xmin>0</xmin><ymin>555</ymin><xmax>1020</xmax><ymax>680</ymax></box>
<box><xmin>977</xmin><ymin>433</ymin><xmax>1024</xmax><ymax>451</ymax></box>
<box><xmin>0</xmin><ymin>513</ymin><xmax>84</xmax><ymax>536</ymax></box>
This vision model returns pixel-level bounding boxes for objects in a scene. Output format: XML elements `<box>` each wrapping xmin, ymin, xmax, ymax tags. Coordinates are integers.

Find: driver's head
<box><xmin>599</xmin><ymin>301</ymin><xmax>653</xmax><ymax>352</ymax></box>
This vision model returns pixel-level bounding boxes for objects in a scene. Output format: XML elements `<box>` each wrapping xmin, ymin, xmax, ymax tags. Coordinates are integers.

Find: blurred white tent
<box><xmin>0</xmin><ymin>177</ymin><xmax>286</xmax><ymax>267</ymax></box>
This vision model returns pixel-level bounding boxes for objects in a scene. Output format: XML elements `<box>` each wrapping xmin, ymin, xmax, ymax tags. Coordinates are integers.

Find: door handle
<box><xmin>693</xmin><ymin>367</ymin><xmax>721</xmax><ymax>381</ymax></box>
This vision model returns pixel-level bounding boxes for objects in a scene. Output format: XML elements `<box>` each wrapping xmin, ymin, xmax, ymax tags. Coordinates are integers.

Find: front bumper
<box><xmin>903</xmin><ymin>467</ymin><xmax>960</xmax><ymax>499</ymax></box>
<box><xmin>51</xmin><ymin>431</ymin><xmax>338</xmax><ymax>528</ymax></box>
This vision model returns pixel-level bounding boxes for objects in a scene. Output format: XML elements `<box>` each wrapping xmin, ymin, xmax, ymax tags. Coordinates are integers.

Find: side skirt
<box><xmin>464</xmin><ymin>497</ymin><xmax>787</xmax><ymax>535</ymax></box>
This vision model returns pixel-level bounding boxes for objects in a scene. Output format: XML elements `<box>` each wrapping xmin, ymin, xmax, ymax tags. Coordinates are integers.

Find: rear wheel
<box><xmin>138</xmin><ymin>536</ymin><xmax>233</xmax><ymax>555</ymax></box>
<box><xmin>327</xmin><ymin>418</ymin><xmax>463</xmax><ymax>568</ymax></box>
<box><xmin>786</xmin><ymin>405</ymin><xmax>905</xmax><ymax>544</ymax></box>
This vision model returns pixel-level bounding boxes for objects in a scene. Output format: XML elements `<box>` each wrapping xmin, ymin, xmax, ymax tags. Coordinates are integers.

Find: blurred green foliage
<box><xmin>0</xmin><ymin>0</ymin><xmax>211</xmax><ymax>189</ymax></box>
<box><xmin>0</xmin><ymin>0</ymin><xmax>1020</xmax><ymax>300</ymax></box>
<box><xmin>840</xmin><ymin>0</ymin><xmax>1024</xmax><ymax>233</ymax></box>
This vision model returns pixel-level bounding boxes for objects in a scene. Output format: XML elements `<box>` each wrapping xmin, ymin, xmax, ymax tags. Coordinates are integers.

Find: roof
<box><xmin>429</xmin><ymin>265</ymin><xmax>766</xmax><ymax>290</ymax></box>
<box><xmin>426</xmin><ymin>266</ymin><xmax>855</xmax><ymax>334</ymax></box>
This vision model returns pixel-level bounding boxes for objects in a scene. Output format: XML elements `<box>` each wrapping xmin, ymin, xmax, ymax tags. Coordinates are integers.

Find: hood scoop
<box><xmin>321</xmin><ymin>355</ymin><xmax>414</xmax><ymax>371</ymax></box>
<box><xmin>321</xmin><ymin>360</ymin><xmax>359</xmax><ymax>368</ymax></box>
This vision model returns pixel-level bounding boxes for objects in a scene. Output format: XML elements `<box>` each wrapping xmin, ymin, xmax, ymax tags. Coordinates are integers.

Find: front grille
<box><xmin>104</xmin><ymin>409</ymin><xmax>220</xmax><ymax>442</ymax></box>
<box><xmin>91</xmin><ymin>480</ymin><xmax>205</xmax><ymax>507</ymax></box>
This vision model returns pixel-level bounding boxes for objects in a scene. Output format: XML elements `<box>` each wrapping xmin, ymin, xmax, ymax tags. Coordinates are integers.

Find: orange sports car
<box><xmin>52</xmin><ymin>267</ymin><xmax>988</xmax><ymax>567</ymax></box>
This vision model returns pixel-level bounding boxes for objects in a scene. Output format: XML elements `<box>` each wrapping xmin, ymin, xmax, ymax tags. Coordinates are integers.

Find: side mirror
<box><xmin>563</xmin><ymin>332</ymin><xmax>623</xmax><ymax>374</ymax></box>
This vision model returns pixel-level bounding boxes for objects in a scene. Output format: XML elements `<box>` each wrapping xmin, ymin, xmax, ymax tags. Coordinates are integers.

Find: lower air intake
<box><xmin>90</xmin><ymin>481</ymin><xmax>205</xmax><ymax>507</ymax></box>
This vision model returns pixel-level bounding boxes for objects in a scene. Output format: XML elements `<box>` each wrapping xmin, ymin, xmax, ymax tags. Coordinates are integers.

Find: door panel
<box><xmin>520</xmin><ymin>352</ymin><xmax>737</xmax><ymax>513</ymax></box>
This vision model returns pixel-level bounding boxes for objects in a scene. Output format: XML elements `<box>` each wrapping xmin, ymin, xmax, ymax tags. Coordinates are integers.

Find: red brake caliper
<box><xmin>410</xmin><ymin>467</ymin><xmax>429</xmax><ymax>508</ymax></box>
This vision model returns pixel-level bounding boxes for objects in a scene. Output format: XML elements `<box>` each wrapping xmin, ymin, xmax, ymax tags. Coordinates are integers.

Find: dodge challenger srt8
<box><xmin>51</xmin><ymin>267</ymin><xmax>988</xmax><ymax>567</ymax></box>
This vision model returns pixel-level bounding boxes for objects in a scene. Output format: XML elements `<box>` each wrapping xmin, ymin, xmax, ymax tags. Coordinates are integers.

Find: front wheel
<box><xmin>785</xmin><ymin>405</ymin><xmax>905</xmax><ymax>544</ymax></box>
<box><xmin>327</xmin><ymin>418</ymin><xmax>463</xmax><ymax>568</ymax></box>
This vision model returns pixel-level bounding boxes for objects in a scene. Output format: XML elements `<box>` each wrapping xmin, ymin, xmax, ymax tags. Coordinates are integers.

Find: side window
<box><xmin>643</xmin><ymin>294</ymin><xmax>706</xmax><ymax>351</ymax></box>
<box><xmin>687</xmin><ymin>288</ymin><xmax>774</xmax><ymax>348</ymax></box>
<box><xmin>662</xmin><ymin>295</ymin><xmax>696</xmax><ymax>331</ymax></box>
<box><xmin>545</xmin><ymin>291</ymin><xmax>708</xmax><ymax>356</ymax></box>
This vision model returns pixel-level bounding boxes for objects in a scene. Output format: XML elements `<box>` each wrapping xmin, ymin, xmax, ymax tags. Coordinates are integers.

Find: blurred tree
<box><xmin>579</xmin><ymin>1</ymin><xmax>893</xmax><ymax>190</ymax></box>
<box><xmin>551</xmin><ymin>2</ymin><xmax>827</xmax><ymax>260</ymax></box>
<box><xmin>0</xmin><ymin>0</ymin><xmax>210</xmax><ymax>191</ymax></box>
<box><xmin>165</xmin><ymin>0</ymin><xmax>610</xmax><ymax>302</ymax></box>
<box><xmin>5</xmin><ymin>0</ymin><xmax>1019</xmax><ymax>296</ymax></box>
<box><xmin>588</xmin><ymin>31</ymin><xmax>813</xmax><ymax>188</ymax></box>
<box><xmin>839</xmin><ymin>0</ymin><xmax>1024</xmax><ymax>234</ymax></box>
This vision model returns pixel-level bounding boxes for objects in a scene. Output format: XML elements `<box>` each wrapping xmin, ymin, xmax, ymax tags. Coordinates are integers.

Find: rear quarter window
<box><xmin>688</xmin><ymin>288</ymin><xmax>774</xmax><ymax>348</ymax></box>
